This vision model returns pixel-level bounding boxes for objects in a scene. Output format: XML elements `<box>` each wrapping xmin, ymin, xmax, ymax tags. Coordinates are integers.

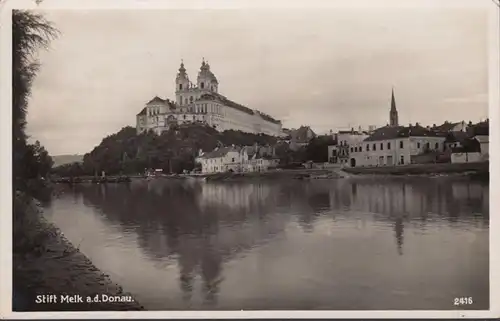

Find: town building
<box><xmin>136</xmin><ymin>59</ymin><xmax>282</xmax><ymax>136</ymax></box>
<box><xmin>350</xmin><ymin>125</ymin><xmax>447</xmax><ymax>167</ymax></box>
<box><xmin>450</xmin><ymin>119</ymin><xmax>489</xmax><ymax>163</ymax></box>
<box><xmin>336</xmin><ymin>129</ymin><xmax>370</xmax><ymax>165</ymax></box>
<box><xmin>327</xmin><ymin>125</ymin><xmax>375</xmax><ymax>165</ymax></box>
<box><xmin>347</xmin><ymin>89</ymin><xmax>447</xmax><ymax>167</ymax></box>
<box><xmin>240</xmin><ymin>145</ymin><xmax>279</xmax><ymax>172</ymax></box>
<box><xmin>196</xmin><ymin>144</ymin><xmax>278</xmax><ymax>174</ymax></box>
<box><xmin>196</xmin><ymin>146</ymin><xmax>242</xmax><ymax>173</ymax></box>
<box><xmin>431</xmin><ymin>120</ymin><xmax>469</xmax><ymax>133</ymax></box>
<box><xmin>289</xmin><ymin>126</ymin><xmax>316</xmax><ymax>151</ymax></box>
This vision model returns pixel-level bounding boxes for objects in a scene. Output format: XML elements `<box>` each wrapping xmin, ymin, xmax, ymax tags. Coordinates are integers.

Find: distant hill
<box><xmin>52</xmin><ymin>154</ymin><xmax>84</xmax><ymax>167</ymax></box>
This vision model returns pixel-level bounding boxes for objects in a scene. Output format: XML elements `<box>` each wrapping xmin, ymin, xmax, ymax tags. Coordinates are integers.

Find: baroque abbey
<box><xmin>136</xmin><ymin>59</ymin><xmax>283</xmax><ymax>136</ymax></box>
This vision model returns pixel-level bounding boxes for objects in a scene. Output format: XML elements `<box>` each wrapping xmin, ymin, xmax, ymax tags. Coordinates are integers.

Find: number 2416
<box><xmin>454</xmin><ymin>297</ymin><xmax>473</xmax><ymax>305</ymax></box>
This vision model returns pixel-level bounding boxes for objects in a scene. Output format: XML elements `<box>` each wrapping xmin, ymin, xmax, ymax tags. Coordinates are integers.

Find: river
<box><xmin>43</xmin><ymin>176</ymin><xmax>489</xmax><ymax>310</ymax></box>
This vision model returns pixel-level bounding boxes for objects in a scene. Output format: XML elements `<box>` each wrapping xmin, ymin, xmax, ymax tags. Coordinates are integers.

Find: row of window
<box><xmin>350</xmin><ymin>141</ymin><xmax>404</xmax><ymax>153</ymax></box>
<box><xmin>179</xmin><ymin>82</ymin><xmax>216</xmax><ymax>91</ymax></box>
<box><xmin>349</xmin><ymin>141</ymin><xmax>441</xmax><ymax>153</ymax></box>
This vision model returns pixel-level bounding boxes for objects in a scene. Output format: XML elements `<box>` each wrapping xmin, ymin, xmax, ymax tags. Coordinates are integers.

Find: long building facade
<box><xmin>136</xmin><ymin>59</ymin><xmax>283</xmax><ymax>136</ymax></box>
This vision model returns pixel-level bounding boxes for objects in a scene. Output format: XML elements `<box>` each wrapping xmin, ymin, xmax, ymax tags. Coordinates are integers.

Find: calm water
<box><xmin>43</xmin><ymin>177</ymin><xmax>489</xmax><ymax>310</ymax></box>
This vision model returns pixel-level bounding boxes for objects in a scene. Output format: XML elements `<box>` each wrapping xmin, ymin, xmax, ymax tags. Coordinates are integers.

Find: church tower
<box><xmin>175</xmin><ymin>60</ymin><xmax>190</xmax><ymax>105</ymax></box>
<box><xmin>389</xmin><ymin>88</ymin><xmax>399</xmax><ymax>127</ymax></box>
<box><xmin>197</xmin><ymin>58</ymin><xmax>218</xmax><ymax>93</ymax></box>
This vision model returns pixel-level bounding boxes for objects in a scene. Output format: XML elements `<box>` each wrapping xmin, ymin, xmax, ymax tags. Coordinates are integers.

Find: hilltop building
<box><xmin>136</xmin><ymin>59</ymin><xmax>282</xmax><ymax>136</ymax></box>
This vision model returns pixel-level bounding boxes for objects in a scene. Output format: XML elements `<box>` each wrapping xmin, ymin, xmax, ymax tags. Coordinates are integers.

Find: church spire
<box><xmin>391</xmin><ymin>87</ymin><xmax>396</xmax><ymax>111</ymax></box>
<box><xmin>178</xmin><ymin>59</ymin><xmax>186</xmax><ymax>73</ymax></box>
<box><xmin>389</xmin><ymin>87</ymin><xmax>399</xmax><ymax>126</ymax></box>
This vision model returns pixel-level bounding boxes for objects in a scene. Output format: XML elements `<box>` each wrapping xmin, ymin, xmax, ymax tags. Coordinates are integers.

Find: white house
<box><xmin>197</xmin><ymin>146</ymin><xmax>242</xmax><ymax>174</ymax></box>
<box><xmin>336</xmin><ymin>129</ymin><xmax>370</xmax><ymax>166</ymax></box>
<box><xmin>197</xmin><ymin>145</ymin><xmax>279</xmax><ymax>174</ymax></box>
<box><xmin>240</xmin><ymin>145</ymin><xmax>279</xmax><ymax>172</ymax></box>
<box><xmin>349</xmin><ymin>125</ymin><xmax>446</xmax><ymax>167</ymax></box>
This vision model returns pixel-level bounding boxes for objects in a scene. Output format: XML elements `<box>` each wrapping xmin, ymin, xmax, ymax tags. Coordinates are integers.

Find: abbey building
<box><xmin>136</xmin><ymin>59</ymin><xmax>283</xmax><ymax>136</ymax></box>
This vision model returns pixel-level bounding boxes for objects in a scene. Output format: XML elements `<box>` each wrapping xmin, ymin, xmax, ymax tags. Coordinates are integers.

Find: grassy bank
<box><xmin>342</xmin><ymin>161</ymin><xmax>489</xmax><ymax>176</ymax></box>
<box><xmin>13</xmin><ymin>192</ymin><xmax>144</xmax><ymax>311</ymax></box>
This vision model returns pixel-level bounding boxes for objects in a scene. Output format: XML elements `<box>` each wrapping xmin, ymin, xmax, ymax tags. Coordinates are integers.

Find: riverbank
<box><xmin>13</xmin><ymin>192</ymin><xmax>144</xmax><ymax>311</ymax></box>
<box><xmin>51</xmin><ymin>176</ymin><xmax>131</xmax><ymax>184</ymax></box>
<box><xmin>342</xmin><ymin>161</ymin><xmax>489</xmax><ymax>177</ymax></box>
<box><xmin>204</xmin><ymin>169</ymin><xmax>340</xmax><ymax>182</ymax></box>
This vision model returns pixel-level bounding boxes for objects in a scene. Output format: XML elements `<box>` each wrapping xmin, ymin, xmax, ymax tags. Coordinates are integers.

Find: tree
<box><xmin>305</xmin><ymin>135</ymin><xmax>335</xmax><ymax>163</ymax></box>
<box><xmin>12</xmin><ymin>10</ymin><xmax>59</xmax><ymax>188</ymax></box>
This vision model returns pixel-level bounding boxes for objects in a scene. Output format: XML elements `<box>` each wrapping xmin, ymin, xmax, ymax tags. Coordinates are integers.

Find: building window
<box><xmin>201</xmin><ymin>82</ymin><xmax>204</xmax><ymax>89</ymax></box>
<box><xmin>426</xmin><ymin>142</ymin><xmax>430</xmax><ymax>150</ymax></box>
<box><xmin>350</xmin><ymin>147</ymin><xmax>353</xmax><ymax>153</ymax></box>
<box><xmin>435</xmin><ymin>142</ymin><xmax>439</xmax><ymax>149</ymax></box>
<box><xmin>387</xmin><ymin>142</ymin><xmax>391</xmax><ymax>150</ymax></box>
<box><xmin>366</xmin><ymin>144</ymin><xmax>370</xmax><ymax>151</ymax></box>
<box><xmin>380</xmin><ymin>143</ymin><xmax>384</xmax><ymax>150</ymax></box>
<box><xmin>183</xmin><ymin>115</ymin><xmax>186</xmax><ymax>119</ymax></box>
<box><xmin>400</xmin><ymin>141</ymin><xmax>404</xmax><ymax>148</ymax></box>
<box><xmin>417</xmin><ymin>142</ymin><xmax>421</xmax><ymax>148</ymax></box>
<box><xmin>400</xmin><ymin>155</ymin><xmax>405</xmax><ymax>165</ymax></box>
<box><xmin>232</xmin><ymin>158</ymin><xmax>235</xmax><ymax>162</ymax></box>
<box><xmin>179</xmin><ymin>84</ymin><xmax>183</xmax><ymax>90</ymax></box>
<box><xmin>373</xmin><ymin>143</ymin><xmax>376</xmax><ymax>151</ymax></box>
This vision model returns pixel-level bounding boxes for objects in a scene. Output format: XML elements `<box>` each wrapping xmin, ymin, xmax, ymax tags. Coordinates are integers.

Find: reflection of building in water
<box><xmin>197</xmin><ymin>183</ymin><xmax>272</xmax><ymax>210</ymax></box>
<box><xmin>452</xmin><ymin>183</ymin><xmax>486</xmax><ymax>200</ymax></box>
<box><xmin>394</xmin><ymin>217</ymin><xmax>404</xmax><ymax>255</ymax></box>
<box><xmin>172</xmin><ymin>204</ymin><xmax>288</xmax><ymax>306</ymax></box>
<box><xmin>98</xmin><ymin>182</ymin><xmax>287</xmax><ymax>307</ymax></box>
<box><xmin>328</xmin><ymin>179</ymin><xmax>488</xmax><ymax>219</ymax></box>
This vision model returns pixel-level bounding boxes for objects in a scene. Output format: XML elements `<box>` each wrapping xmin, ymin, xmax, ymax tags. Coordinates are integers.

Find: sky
<box><xmin>25</xmin><ymin>6</ymin><xmax>490</xmax><ymax>155</ymax></box>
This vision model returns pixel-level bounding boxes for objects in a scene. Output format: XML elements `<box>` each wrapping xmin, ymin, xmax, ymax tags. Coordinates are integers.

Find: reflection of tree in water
<box><xmin>276</xmin><ymin>183</ymin><xmax>331</xmax><ymax>233</ymax></box>
<box><xmin>74</xmin><ymin>179</ymin><xmax>288</xmax><ymax>307</ymax></box>
<box><xmin>200</xmin><ymin>241</ymin><xmax>223</xmax><ymax>307</ymax></box>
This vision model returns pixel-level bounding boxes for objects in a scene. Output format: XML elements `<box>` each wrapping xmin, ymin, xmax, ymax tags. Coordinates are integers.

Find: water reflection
<box><xmin>45</xmin><ymin>177</ymin><xmax>489</xmax><ymax>310</ymax></box>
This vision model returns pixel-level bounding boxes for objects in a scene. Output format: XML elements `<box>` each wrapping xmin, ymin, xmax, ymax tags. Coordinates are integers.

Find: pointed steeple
<box><xmin>389</xmin><ymin>87</ymin><xmax>399</xmax><ymax>127</ymax></box>
<box><xmin>178</xmin><ymin>59</ymin><xmax>186</xmax><ymax>73</ymax></box>
<box><xmin>390</xmin><ymin>87</ymin><xmax>396</xmax><ymax>111</ymax></box>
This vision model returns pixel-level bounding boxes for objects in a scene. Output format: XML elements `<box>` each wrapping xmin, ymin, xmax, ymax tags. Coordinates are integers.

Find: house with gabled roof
<box><xmin>344</xmin><ymin>89</ymin><xmax>449</xmax><ymax>167</ymax></box>
<box><xmin>349</xmin><ymin>123</ymin><xmax>447</xmax><ymax>167</ymax></box>
<box><xmin>289</xmin><ymin>126</ymin><xmax>316</xmax><ymax>151</ymax></box>
<box><xmin>196</xmin><ymin>146</ymin><xmax>242</xmax><ymax>174</ymax></box>
<box><xmin>195</xmin><ymin>143</ymin><xmax>279</xmax><ymax>174</ymax></box>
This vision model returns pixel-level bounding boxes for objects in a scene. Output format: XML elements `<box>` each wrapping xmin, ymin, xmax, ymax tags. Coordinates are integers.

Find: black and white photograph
<box><xmin>1</xmin><ymin>0</ymin><xmax>499</xmax><ymax>318</ymax></box>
